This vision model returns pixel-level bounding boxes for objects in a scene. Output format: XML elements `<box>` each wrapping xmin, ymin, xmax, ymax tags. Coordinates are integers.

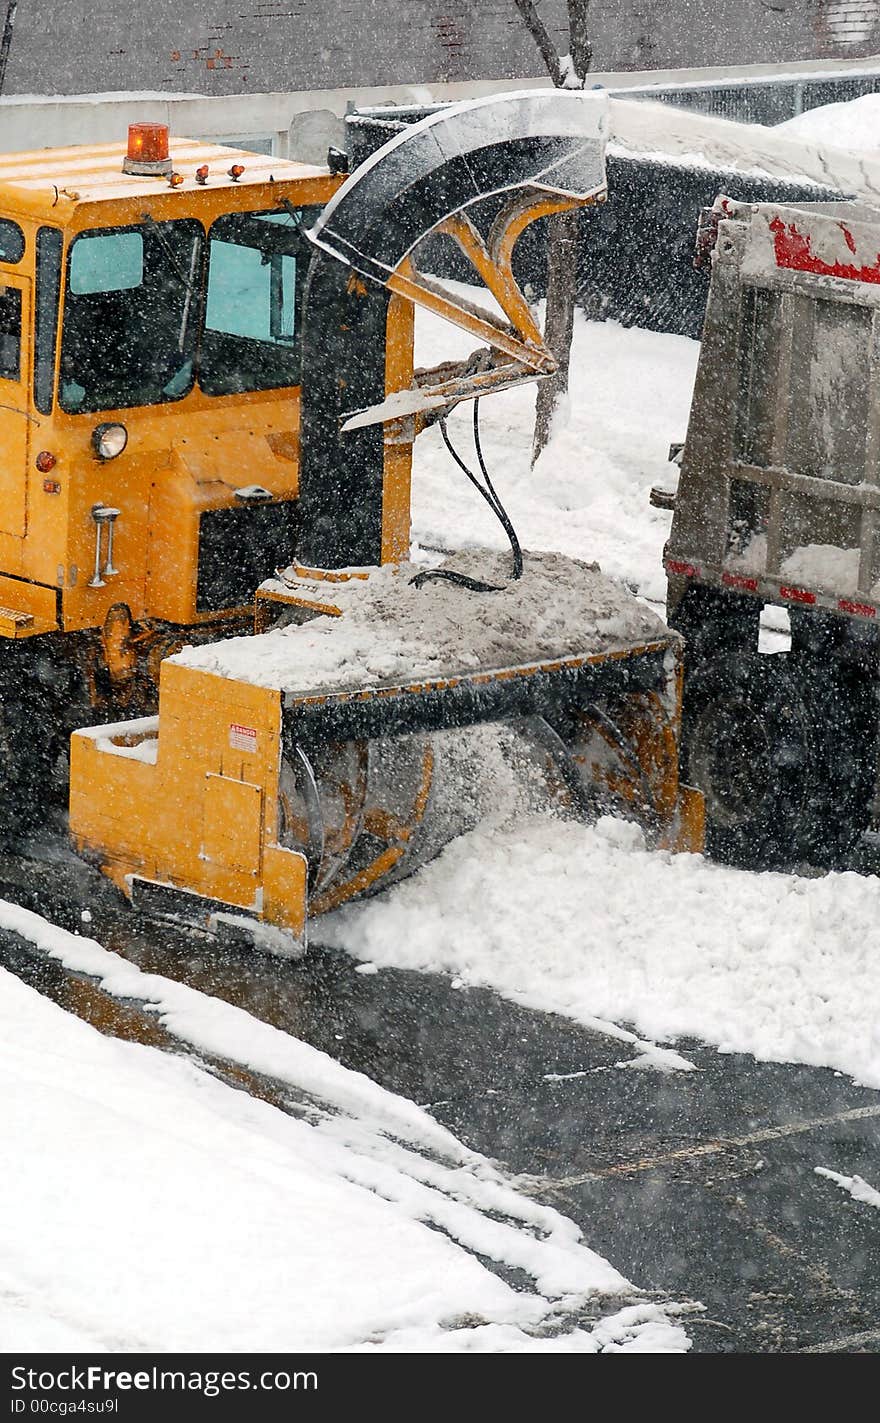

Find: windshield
<box><xmin>60</xmin><ymin>220</ymin><xmax>202</xmax><ymax>413</ymax></box>
<box><xmin>58</xmin><ymin>207</ymin><xmax>317</xmax><ymax>414</ymax></box>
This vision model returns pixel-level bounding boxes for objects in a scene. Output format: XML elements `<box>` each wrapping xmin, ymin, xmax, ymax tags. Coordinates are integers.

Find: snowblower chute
<box><xmin>69</xmin><ymin>92</ymin><xmax>702</xmax><ymax>951</ymax></box>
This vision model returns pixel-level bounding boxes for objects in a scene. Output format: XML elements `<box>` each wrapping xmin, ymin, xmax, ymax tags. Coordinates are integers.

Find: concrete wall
<box><xmin>6</xmin><ymin>57</ymin><xmax>880</xmax><ymax>165</ymax></box>
<box><xmin>3</xmin><ymin>1</ymin><xmax>880</xmax><ymax>100</ymax></box>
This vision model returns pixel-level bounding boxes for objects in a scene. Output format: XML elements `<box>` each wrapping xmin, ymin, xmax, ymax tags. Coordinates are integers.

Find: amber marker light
<box><xmin>228</xmin><ymin>164</ymin><xmax>245</xmax><ymax>181</ymax></box>
<box><xmin>195</xmin><ymin>164</ymin><xmax>209</xmax><ymax>185</ymax></box>
<box><xmin>168</xmin><ymin>171</ymin><xmax>184</xmax><ymax>188</ymax></box>
<box><xmin>35</xmin><ymin>451</ymin><xmax>56</xmax><ymax>473</ymax></box>
<box><xmin>122</xmin><ymin>122</ymin><xmax>172</xmax><ymax>177</ymax></box>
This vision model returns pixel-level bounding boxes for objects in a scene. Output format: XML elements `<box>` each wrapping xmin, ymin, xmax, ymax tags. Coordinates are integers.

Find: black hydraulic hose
<box><xmin>410</xmin><ymin>567</ymin><xmax>504</xmax><ymax>593</ymax></box>
<box><xmin>413</xmin><ymin>399</ymin><xmax>524</xmax><ymax>594</ymax></box>
<box><xmin>471</xmin><ymin>400</ymin><xmax>524</xmax><ymax>581</ymax></box>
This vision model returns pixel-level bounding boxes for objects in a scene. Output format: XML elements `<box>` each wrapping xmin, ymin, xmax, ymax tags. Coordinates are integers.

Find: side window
<box><xmin>34</xmin><ymin>227</ymin><xmax>62</xmax><ymax>414</ymax></box>
<box><xmin>199</xmin><ymin>207</ymin><xmax>319</xmax><ymax>397</ymax></box>
<box><xmin>69</xmin><ymin>231</ymin><xmax>144</xmax><ymax>295</ymax></box>
<box><xmin>0</xmin><ymin>219</ymin><xmax>25</xmax><ymax>265</ymax></box>
<box><xmin>0</xmin><ymin>285</ymin><xmax>21</xmax><ymax>381</ymax></box>
<box><xmin>205</xmin><ymin>240</ymin><xmax>296</xmax><ymax>345</ymax></box>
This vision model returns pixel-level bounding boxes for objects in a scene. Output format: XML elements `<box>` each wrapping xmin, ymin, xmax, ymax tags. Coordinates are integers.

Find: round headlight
<box><xmin>92</xmin><ymin>422</ymin><xmax>128</xmax><ymax>460</ymax></box>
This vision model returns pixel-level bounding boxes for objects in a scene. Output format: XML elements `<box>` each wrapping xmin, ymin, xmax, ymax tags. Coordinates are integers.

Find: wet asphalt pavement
<box><xmin>2</xmin><ymin>837</ymin><xmax>879</xmax><ymax>1353</ymax></box>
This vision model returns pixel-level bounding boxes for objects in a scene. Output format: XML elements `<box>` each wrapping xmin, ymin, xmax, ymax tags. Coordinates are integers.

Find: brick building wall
<box><xmin>0</xmin><ymin>1</ymin><xmax>878</xmax><ymax>97</ymax></box>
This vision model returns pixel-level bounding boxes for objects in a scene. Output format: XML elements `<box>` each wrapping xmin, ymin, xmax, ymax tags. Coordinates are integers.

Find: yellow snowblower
<box><xmin>54</xmin><ymin>92</ymin><xmax>703</xmax><ymax>950</ymax></box>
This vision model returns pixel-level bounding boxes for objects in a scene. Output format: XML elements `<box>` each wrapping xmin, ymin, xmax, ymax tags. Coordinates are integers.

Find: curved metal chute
<box><xmin>308</xmin><ymin>89</ymin><xmax>609</xmax><ymax>285</ymax></box>
<box><xmin>297</xmin><ymin>90</ymin><xmax>609</xmax><ymax>569</ymax></box>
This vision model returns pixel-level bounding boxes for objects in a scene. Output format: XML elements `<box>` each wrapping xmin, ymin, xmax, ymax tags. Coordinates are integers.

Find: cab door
<box><xmin>0</xmin><ymin>273</ymin><xmax>31</xmax><ymax>538</ymax></box>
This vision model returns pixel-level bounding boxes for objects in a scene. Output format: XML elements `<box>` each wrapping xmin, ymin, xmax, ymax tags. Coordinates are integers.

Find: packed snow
<box><xmin>177</xmin><ymin>549</ymin><xmax>669</xmax><ymax>694</ymax></box>
<box><xmin>0</xmin><ymin>903</ymin><xmax>690</xmax><ymax>1353</ymax></box>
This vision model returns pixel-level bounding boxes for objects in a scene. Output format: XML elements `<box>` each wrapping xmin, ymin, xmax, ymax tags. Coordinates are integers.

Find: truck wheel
<box><xmin>682</xmin><ymin>654</ymin><xmax>815</xmax><ymax>869</ymax></box>
<box><xmin>668</xmin><ymin>584</ymin><xmax>760</xmax><ymax>670</ymax></box>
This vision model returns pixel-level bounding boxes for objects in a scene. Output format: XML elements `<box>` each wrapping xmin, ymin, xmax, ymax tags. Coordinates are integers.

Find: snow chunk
<box><xmin>815</xmin><ymin>1166</ymin><xmax>880</xmax><ymax>1209</ymax></box>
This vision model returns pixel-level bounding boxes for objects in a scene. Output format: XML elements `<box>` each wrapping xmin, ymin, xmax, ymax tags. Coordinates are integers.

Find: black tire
<box><xmin>0</xmin><ymin>649</ymin><xmax>67</xmax><ymax>844</ymax></box>
<box><xmin>682</xmin><ymin>651</ymin><xmax>875</xmax><ymax>871</ymax></box>
<box><xmin>683</xmin><ymin>654</ymin><xmax>814</xmax><ymax>868</ymax></box>
<box><xmin>668</xmin><ymin>584</ymin><xmax>760</xmax><ymax>671</ymax></box>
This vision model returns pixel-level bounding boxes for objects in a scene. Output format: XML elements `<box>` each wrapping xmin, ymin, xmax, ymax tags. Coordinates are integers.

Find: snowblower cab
<box><xmin>69</xmin><ymin>92</ymin><xmax>703</xmax><ymax>950</ymax></box>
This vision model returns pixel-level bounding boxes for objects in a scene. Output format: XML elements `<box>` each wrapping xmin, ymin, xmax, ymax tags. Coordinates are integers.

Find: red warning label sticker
<box><xmin>229</xmin><ymin>722</ymin><xmax>257</xmax><ymax>753</ymax></box>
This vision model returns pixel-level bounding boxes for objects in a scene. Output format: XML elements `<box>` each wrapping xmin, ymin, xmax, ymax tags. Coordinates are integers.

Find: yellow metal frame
<box><xmin>0</xmin><ymin>140</ymin><xmax>342</xmax><ymax>639</ymax></box>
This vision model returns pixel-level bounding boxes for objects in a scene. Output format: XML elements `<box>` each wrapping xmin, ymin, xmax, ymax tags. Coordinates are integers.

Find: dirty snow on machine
<box><xmin>70</xmin><ymin>91</ymin><xmax>702</xmax><ymax>952</ymax></box>
<box><xmin>666</xmin><ymin>194</ymin><xmax>880</xmax><ymax>871</ymax></box>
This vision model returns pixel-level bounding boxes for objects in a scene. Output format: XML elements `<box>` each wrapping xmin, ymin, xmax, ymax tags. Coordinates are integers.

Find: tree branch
<box><xmin>513</xmin><ymin>0</ymin><xmax>564</xmax><ymax>87</ymax></box>
<box><xmin>567</xmin><ymin>1</ymin><xmax>593</xmax><ymax>83</ymax></box>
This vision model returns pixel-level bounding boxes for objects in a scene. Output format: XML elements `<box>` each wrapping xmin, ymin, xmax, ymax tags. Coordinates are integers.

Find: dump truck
<box><xmin>17</xmin><ymin>91</ymin><xmax>702</xmax><ymax>951</ymax></box>
<box><xmin>666</xmin><ymin>194</ymin><xmax>880</xmax><ymax>871</ymax></box>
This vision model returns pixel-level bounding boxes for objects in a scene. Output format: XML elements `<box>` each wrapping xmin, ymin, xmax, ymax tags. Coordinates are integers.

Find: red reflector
<box><xmin>35</xmin><ymin>450</ymin><xmax>56</xmax><ymax>472</ymax></box>
<box><xmin>228</xmin><ymin>163</ymin><xmax>245</xmax><ymax>181</ymax></box>
<box><xmin>722</xmin><ymin>571</ymin><xmax>758</xmax><ymax>592</ymax></box>
<box><xmin>839</xmin><ymin>598</ymin><xmax>876</xmax><ymax>619</ymax></box>
<box><xmin>195</xmin><ymin>164</ymin><xmax>209</xmax><ymax>184</ymax></box>
<box><xmin>780</xmin><ymin>585</ymin><xmax>816</xmax><ymax>605</ymax></box>
<box><xmin>127</xmin><ymin>122</ymin><xmax>169</xmax><ymax>164</ymax></box>
<box><xmin>666</xmin><ymin>559</ymin><xmax>697</xmax><ymax>577</ymax></box>
<box><xmin>42</xmin><ymin>479</ymin><xmax>61</xmax><ymax>495</ymax></box>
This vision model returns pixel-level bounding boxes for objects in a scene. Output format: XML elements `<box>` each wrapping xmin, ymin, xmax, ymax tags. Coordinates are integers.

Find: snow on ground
<box><xmin>815</xmin><ymin>1166</ymin><xmax>880</xmax><ymax>1211</ymax></box>
<box><xmin>0</xmin><ymin>904</ymin><xmax>690</xmax><ymax>1353</ymax></box>
<box><xmin>323</xmin><ymin>815</ymin><xmax>880</xmax><ymax>1090</ymax></box>
<box><xmin>318</xmin><ymin>299</ymin><xmax>880</xmax><ymax>1093</ymax></box>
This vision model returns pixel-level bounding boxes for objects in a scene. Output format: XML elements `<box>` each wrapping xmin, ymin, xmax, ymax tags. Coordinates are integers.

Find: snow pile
<box><xmin>323</xmin><ymin>814</ymin><xmax>880</xmax><ymax>1092</ymax></box>
<box><xmin>780</xmin><ymin>543</ymin><xmax>861</xmax><ymax>593</ymax></box>
<box><xmin>777</xmin><ymin>93</ymin><xmax>880</xmax><ymax>152</ymax></box>
<box><xmin>177</xmin><ymin>549</ymin><xmax>669</xmax><ymax>694</ymax></box>
<box><xmin>0</xmin><ymin>903</ymin><xmax>690</xmax><ymax>1353</ymax></box>
<box><xmin>607</xmin><ymin>95</ymin><xmax>849</xmax><ymax>189</ymax></box>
